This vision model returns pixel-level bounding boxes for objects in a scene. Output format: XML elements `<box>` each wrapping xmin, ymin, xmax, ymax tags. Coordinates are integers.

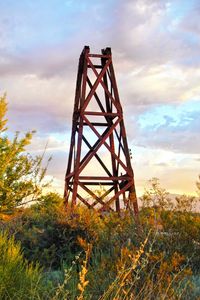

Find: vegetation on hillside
<box><xmin>0</xmin><ymin>95</ymin><xmax>200</xmax><ymax>299</ymax></box>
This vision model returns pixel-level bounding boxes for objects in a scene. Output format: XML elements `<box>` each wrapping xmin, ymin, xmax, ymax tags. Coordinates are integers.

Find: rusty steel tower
<box><xmin>64</xmin><ymin>46</ymin><xmax>139</xmax><ymax>215</ymax></box>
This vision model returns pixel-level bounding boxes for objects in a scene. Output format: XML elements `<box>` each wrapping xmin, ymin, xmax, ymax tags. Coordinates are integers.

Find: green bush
<box><xmin>0</xmin><ymin>231</ymin><xmax>44</xmax><ymax>299</ymax></box>
<box><xmin>4</xmin><ymin>196</ymin><xmax>89</xmax><ymax>270</ymax></box>
<box><xmin>1</xmin><ymin>190</ymin><xmax>200</xmax><ymax>299</ymax></box>
<box><xmin>0</xmin><ymin>95</ymin><xmax>51</xmax><ymax>214</ymax></box>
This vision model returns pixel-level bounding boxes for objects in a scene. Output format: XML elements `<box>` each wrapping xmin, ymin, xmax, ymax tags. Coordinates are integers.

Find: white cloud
<box><xmin>0</xmin><ymin>0</ymin><xmax>200</xmax><ymax>196</ymax></box>
<box><xmin>1</xmin><ymin>73</ymin><xmax>75</xmax><ymax>133</ymax></box>
<box><xmin>133</xmin><ymin>145</ymin><xmax>199</xmax><ymax>195</ymax></box>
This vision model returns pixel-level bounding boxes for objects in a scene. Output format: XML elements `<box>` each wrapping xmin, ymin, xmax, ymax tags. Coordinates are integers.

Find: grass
<box><xmin>1</xmin><ymin>200</ymin><xmax>200</xmax><ymax>299</ymax></box>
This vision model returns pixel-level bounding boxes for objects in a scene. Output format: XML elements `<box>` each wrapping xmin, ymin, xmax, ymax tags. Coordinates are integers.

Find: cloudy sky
<box><xmin>0</xmin><ymin>0</ymin><xmax>200</xmax><ymax>196</ymax></box>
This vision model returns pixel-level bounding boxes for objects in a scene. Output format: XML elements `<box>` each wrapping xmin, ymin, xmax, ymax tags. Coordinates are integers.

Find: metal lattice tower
<box><xmin>64</xmin><ymin>46</ymin><xmax>139</xmax><ymax>215</ymax></box>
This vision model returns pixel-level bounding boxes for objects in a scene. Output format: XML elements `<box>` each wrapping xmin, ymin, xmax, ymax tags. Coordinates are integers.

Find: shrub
<box><xmin>0</xmin><ymin>230</ymin><xmax>44</xmax><ymax>299</ymax></box>
<box><xmin>0</xmin><ymin>94</ymin><xmax>50</xmax><ymax>214</ymax></box>
<box><xmin>4</xmin><ymin>197</ymin><xmax>90</xmax><ymax>270</ymax></box>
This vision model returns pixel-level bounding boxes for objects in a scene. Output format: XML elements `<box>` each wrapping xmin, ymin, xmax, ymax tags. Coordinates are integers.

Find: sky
<box><xmin>0</xmin><ymin>0</ymin><xmax>200</xmax><ymax>196</ymax></box>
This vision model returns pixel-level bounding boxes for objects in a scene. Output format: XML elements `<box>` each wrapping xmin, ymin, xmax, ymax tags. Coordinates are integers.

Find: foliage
<box><xmin>0</xmin><ymin>95</ymin><xmax>50</xmax><ymax>214</ymax></box>
<box><xmin>0</xmin><ymin>230</ymin><xmax>45</xmax><ymax>299</ymax></box>
<box><xmin>3</xmin><ymin>195</ymin><xmax>90</xmax><ymax>270</ymax></box>
<box><xmin>141</xmin><ymin>177</ymin><xmax>173</xmax><ymax>210</ymax></box>
<box><xmin>99</xmin><ymin>235</ymin><xmax>193</xmax><ymax>300</ymax></box>
<box><xmin>1</xmin><ymin>190</ymin><xmax>200</xmax><ymax>299</ymax></box>
<box><xmin>141</xmin><ymin>177</ymin><xmax>199</xmax><ymax>212</ymax></box>
<box><xmin>0</xmin><ymin>96</ymin><xmax>200</xmax><ymax>299</ymax></box>
<box><xmin>140</xmin><ymin>178</ymin><xmax>200</xmax><ymax>275</ymax></box>
<box><xmin>160</xmin><ymin>210</ymin><xmax>200</xmax><ymax>272</ymax></box>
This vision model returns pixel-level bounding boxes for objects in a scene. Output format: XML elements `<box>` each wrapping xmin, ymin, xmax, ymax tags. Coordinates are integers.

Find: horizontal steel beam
<box><xmin>79</xmin><ymin>176</ymin><xmax>130</xmax><ymax>181</ymax></box>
